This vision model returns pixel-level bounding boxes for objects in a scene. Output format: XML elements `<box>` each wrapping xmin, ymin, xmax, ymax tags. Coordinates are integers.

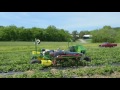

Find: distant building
<box><xmin>83</xmin><ymin>35</ymin><xmax>92</xmax><ymax>39</ymax></box>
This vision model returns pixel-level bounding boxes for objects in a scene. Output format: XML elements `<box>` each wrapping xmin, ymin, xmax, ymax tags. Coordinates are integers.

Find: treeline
<box><xmin>91</xmin><ymin>26</ymin><xmax>120</xmax><ymax>43</ymax></box>
<box><xmin>1</xmin><ymin>25</ymin><xmax>120</xmax><ymax>43</ymax></box>
<box><xmin>0</xmin><ymin>25</ymin><xmax>72</xmax><ymax>41</ymax></box>
<box><xmin>79</xmin><ymin>26</ymin><xmax>120</xmax><ymax>43</ymax></box>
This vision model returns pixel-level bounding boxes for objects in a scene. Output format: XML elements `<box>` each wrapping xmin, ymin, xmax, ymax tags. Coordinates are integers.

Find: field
<box><xmin>0</xmin><ymin>41</ymin><xmax>120</xmax><ymax>78</ymax></box>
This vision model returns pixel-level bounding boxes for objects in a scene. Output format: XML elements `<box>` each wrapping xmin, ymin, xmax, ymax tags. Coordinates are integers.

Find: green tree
<box><xmin>72</xmin><ymin>30</ymin><xmax>79</xmax><ymax>42</ymax></box>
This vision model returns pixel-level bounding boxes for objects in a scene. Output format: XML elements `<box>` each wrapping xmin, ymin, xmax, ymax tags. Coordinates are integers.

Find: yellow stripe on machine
<box><xmin>32</xmin><ymin>51</ymin><xmax>40</xmax><ymax>55</ymax></box>
<box><xmin>41</xmin><ymin>60</ymin><xmax>52</xmax><ymax>66</ymax></box>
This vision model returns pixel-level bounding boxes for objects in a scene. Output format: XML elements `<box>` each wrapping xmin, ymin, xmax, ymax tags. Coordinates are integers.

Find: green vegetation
<box><xmin>0</xmin><ymin>41</ymin><xmax>120</xmax><ymax>78</ymax></box>
<box><xmin>0</xmin><ymin>25</ymin><xmax>71</xmax><ymax>41</ymax></box>
<box><xmin>1</xmin><ymin>24</ymin><xmax>120</xmax><ymax>78</ymax></box>
<box><xmin>79</xmin><ymin>26</ymin><xmax>120</xmax><ymax>43</ymax></box>
<box><xmin>1</xmin><ymin>25</ymin><xmax>120</xmax><ymax>43</ymax></box>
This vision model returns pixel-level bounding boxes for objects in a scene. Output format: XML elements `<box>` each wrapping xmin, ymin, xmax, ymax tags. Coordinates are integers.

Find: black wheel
<box><xmin>30</xmin><ymin>59</ymin><xmax>41</xmax><ymax>64</ymax></box>
<box><xmin>99</xmin><ymin>45</ymin><xmax>101</xmax><ymax>47</ymax></box>
<box><xmin>83</xmin><ymin>56</ymin><xmax>91</xmax><ymax>61</ymax></box>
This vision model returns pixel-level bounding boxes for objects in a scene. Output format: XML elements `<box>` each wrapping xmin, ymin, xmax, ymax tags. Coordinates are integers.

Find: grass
<box><xmin>84</xmin><ymin>39</ymin><xmax>92</xmax><ymax>43</ymax></box>
<box><xmin>0</xmin><ymin>41</ymin><xmax>120</xmax><ymax>78</ymax></box>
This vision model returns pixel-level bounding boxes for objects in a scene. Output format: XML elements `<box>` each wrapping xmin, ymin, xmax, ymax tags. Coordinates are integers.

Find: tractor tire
<box><xmin>30</xmin><ymin>59</ymin><xmax>41</xmax><ymax>64</ymax></box>
<box><xmin>83</xmin><ymin>56</ymin><xmax>91</xmax><ymax>62</ymax></box>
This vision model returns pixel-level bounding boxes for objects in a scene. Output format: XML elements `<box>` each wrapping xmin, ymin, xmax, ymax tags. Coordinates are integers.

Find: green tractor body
<box><xmin>69</xmin><ymin>45</ymin><xmax>86</xmax><ymax>54</ymax></box>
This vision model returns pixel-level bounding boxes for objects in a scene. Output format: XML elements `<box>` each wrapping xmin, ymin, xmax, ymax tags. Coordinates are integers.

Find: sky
<box><xmin>0</xmin><ymin>12</ymin><xmax>120</xmax><ymax>33</ymax></box>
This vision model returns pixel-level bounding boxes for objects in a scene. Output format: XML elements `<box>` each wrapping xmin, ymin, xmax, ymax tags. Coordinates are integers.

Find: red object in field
<box><xmin>99</xmin><ymin>42</ymin><xmax>117</xmax><ymax>47</ymax></box>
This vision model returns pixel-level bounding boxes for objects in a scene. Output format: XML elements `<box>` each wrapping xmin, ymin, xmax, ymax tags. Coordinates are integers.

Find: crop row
<box><xmin>1</xmin><ymin>65</ymin><xmax>120</xmax><ymax>78</ymax></box>
<box><xmin>0</xmin><ymin>46</ymin><xmax>120</xmax><ymax>72</ymax></box>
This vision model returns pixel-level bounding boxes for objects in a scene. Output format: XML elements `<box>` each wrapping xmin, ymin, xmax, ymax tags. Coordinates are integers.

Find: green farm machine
<box><xmin>30</xmin><ymin>39</ymin><xmax>91</xmax><ymax>67</ymax></box>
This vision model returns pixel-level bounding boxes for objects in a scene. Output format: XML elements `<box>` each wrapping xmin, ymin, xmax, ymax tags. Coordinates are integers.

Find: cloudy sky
<box><xmin>0</xmin><ymin>12</ymin><xmax>120</xmax><ymax>33</ymax></box>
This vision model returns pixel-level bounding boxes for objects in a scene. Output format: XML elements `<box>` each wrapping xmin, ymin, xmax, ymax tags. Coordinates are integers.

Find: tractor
<box><xmin>30</xmin><ymin>39</ymin><xmax>91</xmax><ymax>67</ymax></box>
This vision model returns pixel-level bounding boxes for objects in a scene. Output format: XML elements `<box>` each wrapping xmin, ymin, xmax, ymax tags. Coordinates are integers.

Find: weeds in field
<box><xmin>0</xmin><ymin>42</ymin><xmax>120</xmax><ymax>78</ymax></box>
